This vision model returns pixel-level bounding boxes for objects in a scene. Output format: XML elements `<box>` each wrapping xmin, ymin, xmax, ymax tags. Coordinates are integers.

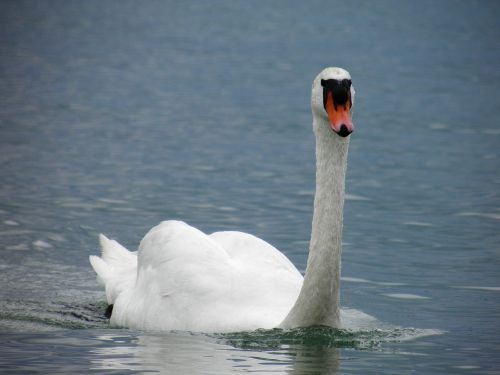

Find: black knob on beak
<box><xmin>337</xmin><ymin>124</ymin><xmax>352</xmax><ymax>137</ymax></box>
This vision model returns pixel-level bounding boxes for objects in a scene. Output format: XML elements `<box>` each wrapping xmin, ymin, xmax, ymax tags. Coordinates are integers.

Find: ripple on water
<box><xmin>32</xmin><ymin>240</ymin><xmax>53</xmax><ymax>249</ymax></box>
<box><xmin>0</xmin><ymin>300</ymin><xmax>111</xmax><ymax>332</ymax></box>
<box><xmin>402</xmin><ymin>221</ymin><xmax>434</xmax><ymax>227</ymax></box>
<box><xmin>342</xmin><ymin>276</ymin><xmax>406</xmax><ymax>287</ymax></box>
<box><xmin>453</xmin><ymin>286</ymin><xmax>500</xmax><ymax>292</ymax></box>
<box><xmin>345</xmin><ymin>194</ymin><xmax>371</xmax><ymax>201</ymax></box>
<box><xmin>457</xmin><ymin>212</ymin><xmax>500</xmax><ymax>220</ymax></box>
<box><xmin>3</xmin><ymin>220</ymin><xmax>19</xmax><ymax>226</ymax></box>
<box><xmin>382</xmin><ymin>293</ymin><xmax>430</xmax><ymax>300</ymax></box>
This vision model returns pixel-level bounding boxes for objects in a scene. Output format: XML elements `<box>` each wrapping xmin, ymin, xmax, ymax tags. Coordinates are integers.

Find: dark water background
<box><xmin>1</xmin><ymin>1</ymin><xmax>499</xmax><ymax>373</ymax></box>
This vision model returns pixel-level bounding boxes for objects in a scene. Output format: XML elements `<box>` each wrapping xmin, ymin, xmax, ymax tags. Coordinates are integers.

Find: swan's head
<box><xmin>312</xmin><ymin>67</ymin><xmax>355</xmax><ymax>138</ymax></box>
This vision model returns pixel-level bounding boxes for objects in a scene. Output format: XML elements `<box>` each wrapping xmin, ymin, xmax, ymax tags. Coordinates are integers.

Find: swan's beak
<box><xmin>325</xmin><ymin>91</ymin><xmax>354</xmax><ymax>138</ymax></box>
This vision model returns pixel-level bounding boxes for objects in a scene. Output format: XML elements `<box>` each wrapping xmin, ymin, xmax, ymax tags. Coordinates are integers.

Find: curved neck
<box><xmin>280</xmin><ymin>116</ymin><xmax>349</xmax><ymax>328</ymax></box>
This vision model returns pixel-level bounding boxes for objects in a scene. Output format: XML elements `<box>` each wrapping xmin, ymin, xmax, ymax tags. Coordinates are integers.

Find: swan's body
<box><xmin>91</xmin><ymin>222</ymin><xmax>303</xmax><ymax>331</ymax></box>
<box><xmin>90</xmin><ymin>67</ymin><xmax>355</xmax><ymax>332</ymax></box>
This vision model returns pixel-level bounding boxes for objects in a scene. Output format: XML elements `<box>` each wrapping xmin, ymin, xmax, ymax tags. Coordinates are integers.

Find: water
<box><xmin>1</xmin><ymin>0</ymin><xmax>499</xmax><ymax>373</ymax></box>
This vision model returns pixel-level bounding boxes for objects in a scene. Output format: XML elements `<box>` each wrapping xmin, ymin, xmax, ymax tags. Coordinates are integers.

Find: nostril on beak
<box><xmin>337</xmin><ymin>124</ymin><xmax>352</xmax><ymax>137</ymax></box>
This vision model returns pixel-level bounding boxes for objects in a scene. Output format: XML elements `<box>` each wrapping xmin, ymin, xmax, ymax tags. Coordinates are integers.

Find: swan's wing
<box><xmin>209</xmin><ymin>230</ymin><xmax>304</xmax><ymax>328</ymax></box>
<box><xmin>209</xmin><ymin>230</ymin><xmax>302</xmax><ymax>278</ymax></box>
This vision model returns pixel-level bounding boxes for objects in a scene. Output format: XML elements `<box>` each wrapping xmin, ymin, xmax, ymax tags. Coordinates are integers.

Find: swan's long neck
<box><xmin>280</xmin><ymin>115</ymin><xmax>349</xmax><ymax>329</ymax></box>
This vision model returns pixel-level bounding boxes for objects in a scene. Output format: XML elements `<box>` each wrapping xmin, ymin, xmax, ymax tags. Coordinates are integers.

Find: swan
<box><xmin>90</xmin><ymin>67</ymin><xmax>355</xmax><ymax>332</ymax></box>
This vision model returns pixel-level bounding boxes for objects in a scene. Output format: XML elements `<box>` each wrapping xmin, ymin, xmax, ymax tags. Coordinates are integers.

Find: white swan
<box><xmin>90</xmin><ymin>67</ymin><xmax>355</xmax><ymax>332</ymax></box>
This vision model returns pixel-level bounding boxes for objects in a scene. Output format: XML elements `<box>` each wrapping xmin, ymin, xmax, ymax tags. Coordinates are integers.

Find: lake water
<box><xmin>1</xmin><ymin>1</ymin><xmax>499</xmax><ymax>373</ymax></box>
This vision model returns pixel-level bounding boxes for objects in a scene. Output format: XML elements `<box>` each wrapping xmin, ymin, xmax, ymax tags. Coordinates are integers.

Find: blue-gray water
<box><xmin>1</xmin><ymin>1</ymin><xmax>499</xmax><ymax>373</ymax></box>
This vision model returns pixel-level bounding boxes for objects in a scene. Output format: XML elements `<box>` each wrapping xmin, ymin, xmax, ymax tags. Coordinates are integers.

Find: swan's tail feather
<box><xmin>98</xmin><ymin>234</ymin><xmax>135</xmax><ymax>267</ymax></box>
<box><xmin>89</xmin><ymin>234</ymin><xmax>138</xmax><ymax>305</ymax></box>
<box><xmin>89</xmin><ymin>255</ymin><xmax>111</xmax><ymax>285</ymax></box>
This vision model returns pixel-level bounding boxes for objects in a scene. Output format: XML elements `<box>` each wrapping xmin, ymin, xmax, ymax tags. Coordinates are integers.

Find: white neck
<box><xmin>280</xmin><ymin>115</ymin><xmax>349</xmax><ymax>328</ymax></box>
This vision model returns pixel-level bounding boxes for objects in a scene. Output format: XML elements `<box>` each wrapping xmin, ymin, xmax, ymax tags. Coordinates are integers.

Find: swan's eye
<box><xmin>343</xmin><ymin>79</ymin><xmax>352</xmax><ymax>88</ymax></box>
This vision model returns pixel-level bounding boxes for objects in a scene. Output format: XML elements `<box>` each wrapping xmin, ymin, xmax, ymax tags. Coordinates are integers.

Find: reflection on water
<box><xmin>90</xmin><ymin>325</ymin><xmax>440</xmax><ymax>374</ymax></box>
<box><xmin>92</xmin><ymin>330</ymin><xmax>365</xmax><ymax>374</ymax></box>
<box><xmin>93</xmin><ymin>332</ymin><xmax>297</xmax><ymax>374</ymax></box>
<box><xmin>91</xmin><ymin>330</ymin><xmax>339</xmax><ymax>374</ymax></box>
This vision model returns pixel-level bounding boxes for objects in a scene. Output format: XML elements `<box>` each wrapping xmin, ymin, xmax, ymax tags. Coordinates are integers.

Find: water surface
<box><xmin>1</xmin><ymin>1</ymin><xmax>499</xmax><ymax>373</ymax></box>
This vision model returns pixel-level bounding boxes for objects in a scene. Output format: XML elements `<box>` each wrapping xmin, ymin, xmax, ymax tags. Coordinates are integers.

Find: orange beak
<box><xmin>325</xmin><ymin>91</ymin><xmax>354</xmax><ymax>137</ymax></box>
